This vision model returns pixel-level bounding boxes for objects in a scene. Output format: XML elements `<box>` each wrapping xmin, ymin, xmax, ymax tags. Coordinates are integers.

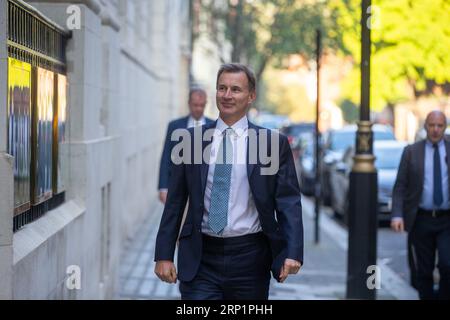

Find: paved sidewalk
<box><xmin>117</xmin><ymin>198</ymin><xmax>418</xmax><ymax>300</ymax></box>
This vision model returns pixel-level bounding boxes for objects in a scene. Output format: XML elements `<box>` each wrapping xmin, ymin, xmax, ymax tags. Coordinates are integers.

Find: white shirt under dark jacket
<box><xmin>202</xmin><ymin>116</ymin><xmax>262</xmax><ymax>237</ymax></box>
<box><xmin>419</xmin><ymin>138</ymin><xmax>450</xmax><ymax>210</ymax></box>
<box><xmin>187</xmin><ymin>116</ymin><xmax>206</xmax><ymax>128</ymax></box>
<box><xmin>392</xmin><ymin>138</ymin><xmax>450</xmax><ymax>222</ymax></box>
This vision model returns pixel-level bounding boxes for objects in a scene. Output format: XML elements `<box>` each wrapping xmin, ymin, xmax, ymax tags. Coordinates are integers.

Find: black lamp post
<box><xmin>314</xmin><ymin>29</ymin><xmax>321</xmax><ymax>244</ymax></box>
<box><xmin>346</xmin><ymin>0</ymin><xmax>378</xmax><ymax>300</ymax></box>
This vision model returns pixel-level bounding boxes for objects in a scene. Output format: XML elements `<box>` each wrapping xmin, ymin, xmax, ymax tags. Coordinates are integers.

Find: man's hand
<box><xmin>391</xmin><ymin>218</ymin><xmax>404</xmax><ymax>232</ymax></box>
<box><xmin>159</xmin><ymin>190</ymin><xmax>168</xmax><ymax>204</ymax></box>
<box><xmin>279</xmin><ymin>258</ymin><xmax>302</xmax><ymax>283</ymax></box>
<box><xmin>155</xmin><ymin>260</ymin><xmax>177</xmax><ymax>283</ymax></box>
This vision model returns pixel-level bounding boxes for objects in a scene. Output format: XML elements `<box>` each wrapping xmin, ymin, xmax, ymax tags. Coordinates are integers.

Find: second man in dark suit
<box><xmin>158</xmin><ymin>88</ymin><xmax>214</xmax><ymax>204</ymax></box>
<box><xmin>392</xmin><ymin>110</ymin><xmax>450</xmax><ymax>299</ymax></box>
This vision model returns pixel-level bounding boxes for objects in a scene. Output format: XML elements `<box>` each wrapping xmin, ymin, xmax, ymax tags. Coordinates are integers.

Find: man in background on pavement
<box><xmin>392</xmin><ymin>110</ymin><xmax>450</xmax><ymax>300</ymax></box>
<box><xmin>157</xmin><ymin>88</ymin><xmax>214</xmax><ymax>204</ymax></box>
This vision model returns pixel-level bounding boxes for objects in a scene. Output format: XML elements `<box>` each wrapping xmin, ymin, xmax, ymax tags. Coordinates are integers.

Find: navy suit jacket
<box><xmin>158</xmin><ymin>116</ymin><xmax>214</xmax><ymax>189</ymax></box>
<box><xmin>154</xmin><ymin>120</ymin><xmax>304</xmax><ymax>282</ymax></box>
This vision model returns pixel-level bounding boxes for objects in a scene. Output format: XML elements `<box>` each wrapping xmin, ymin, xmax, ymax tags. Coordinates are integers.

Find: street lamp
<box><xmin>346</xmin><ymin>0</ymin><xmax>378</xmax><ymax>300</ymax></box>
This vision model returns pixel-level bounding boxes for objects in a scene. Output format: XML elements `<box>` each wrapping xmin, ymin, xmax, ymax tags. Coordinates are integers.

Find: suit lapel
<box><xmin>246</xmin><ymin>153</ymin><xmax>256</xmax><ymax>180</ymax></box>
<box><xmin>183</xmin><ymin>116</ymin><xmax>189</xmax><ymax>129</ymax></box>
<box><xmin>246</xmin><ymin>121</ymin><xmax>260</xmax><ymax>180</ymax></box>
<box><xmin>445</xmin><ymin>140</ymin><xmax>450</xmax><ymax>197</ymax></box>
<box><xmin>418</xmin><ymin>140</ymin><xmax>425</xmax><ymax>188</ymax></box>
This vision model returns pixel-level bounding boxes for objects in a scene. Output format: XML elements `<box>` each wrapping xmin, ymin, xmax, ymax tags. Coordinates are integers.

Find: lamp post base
<box><xmin>346</xmin><ymin>170</ymin><xmax>378</xmax><ymax>300</ymax></box>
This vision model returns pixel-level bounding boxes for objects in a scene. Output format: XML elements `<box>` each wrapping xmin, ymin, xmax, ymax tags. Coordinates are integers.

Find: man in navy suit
<box><xmin>392</xmin><ymin>110</ymin><xmax>450</xmax><ymax>299</ymax></box>
<box><xmin>154</xmin><ymin>63</ymin><xmax>303</xmax><ymax>300</ymax></box>
<box><xmin>158</xmin><ymin>88</ymin><xmax>214</xmax><ymax>204</ymax></box>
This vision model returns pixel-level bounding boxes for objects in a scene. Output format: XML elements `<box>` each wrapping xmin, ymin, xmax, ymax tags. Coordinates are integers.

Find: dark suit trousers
<box><xmin>179</xmin><ymin>232</ymin><xmax>272</xmax><ymax>300</ymax></box>
<box><xmin>410</xmin><ymin>214</ymin><xmax>450</xmax><ymax>300</ymax></box>
<box><xmin>407</xmin><ymin>232</ymin><xmax>418</xmax><ymax>290</ymax></box>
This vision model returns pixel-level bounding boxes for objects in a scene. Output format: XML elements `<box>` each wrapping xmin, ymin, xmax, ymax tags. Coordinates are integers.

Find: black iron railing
<box><xmin>7</xmin><ymin>0</ymin><xmax>70</xmax><ymax>232</ymax></box>
<box><xmin>7</xmin><ymin>0</ymin><xmax>68</xmax><ymax>73</ymax></box>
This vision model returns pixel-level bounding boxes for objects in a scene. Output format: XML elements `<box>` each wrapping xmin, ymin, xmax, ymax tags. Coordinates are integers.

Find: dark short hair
<box><xmin>216</xmin><ymin>63</ymin><xmax>256</xmax><ymax>92</ymax></box>
<box><xmin>188</xmin><ymin>87</ymin><xmax>207</xmax><ymax>102</ymax></box>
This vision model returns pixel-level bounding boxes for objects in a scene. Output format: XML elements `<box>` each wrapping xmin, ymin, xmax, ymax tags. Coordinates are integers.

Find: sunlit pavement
<box><xmin>117</xmin><ymin>197</ymin><xmax>418</xmax><ymax>300</ymax></box>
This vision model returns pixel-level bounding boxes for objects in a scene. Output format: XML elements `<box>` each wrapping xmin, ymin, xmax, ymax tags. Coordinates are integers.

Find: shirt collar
<box><xmin>188</xmin><ymin>116</ymin><xmax>205</xmax><ymax>128</ymax></box>
<box><xmin>426</xmin><ymin>138</ymin><xmax>445</xmax><ymax>148</ymax></box>
<box><xmin>216</xmin><ymin>115</ymin><xmax>248</xmax><ymax>138</ymax></box>
<box><xmin>189</xmin><ymin>115</ymin><xmax>205</xmax><ymax>123</ymax></box>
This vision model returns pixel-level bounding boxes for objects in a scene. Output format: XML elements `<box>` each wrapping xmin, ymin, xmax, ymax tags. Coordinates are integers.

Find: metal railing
<box><xmin>7</xmin><ymin>0</ymin><xmax>68</xmax><ymax>73</ymax></box>
<box><xmin>6</xmin><ymin>0</ymin><xmax>70</xmax><ymax>231</ymax></box>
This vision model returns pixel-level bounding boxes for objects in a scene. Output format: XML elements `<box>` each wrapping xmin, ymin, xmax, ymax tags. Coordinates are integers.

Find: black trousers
<box><xmin>179</xmin><ymin>232</ymin><xmax>272</xmax><ymax>300</ymax></box>
<box><xmin>410</xmin><ymin>213</ymin><xmax>450</xmax><ymax>300</ymax></box>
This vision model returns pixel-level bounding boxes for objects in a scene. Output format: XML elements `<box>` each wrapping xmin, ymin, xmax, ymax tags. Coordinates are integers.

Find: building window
<box><xmin>7</xmin><ymin>58</ymin><xmax>32</xmax><ymax>215</ymax></box>
<box><xmin>7</xmin><ymin>0</ymin><xmax>70</xmax><ymax>231</ymax></box>
<box><xmin>32</xmin><ymin>67</ymin><xmax>54</xmax><ymax>205</ymax></box>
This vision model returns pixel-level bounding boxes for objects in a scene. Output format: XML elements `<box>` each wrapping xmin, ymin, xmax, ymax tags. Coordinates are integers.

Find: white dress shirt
<box><xmin>202</xmin><ymin>115</ymin><xmax>262</xmax><ymax>237</ymax></box>
<box><xmin>419</xmin><ymin>139</ymin><xmax>450</xmax><ymax>210</ymax></box>
<box><xmin>187</xmin><ymin>116</ymin><xmax>206</xmax><ymax>128</ymax></box>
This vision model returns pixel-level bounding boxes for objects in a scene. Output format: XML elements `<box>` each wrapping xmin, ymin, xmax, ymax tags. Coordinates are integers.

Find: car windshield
<box><xmin>375</xmin><ymin>147</ymin><xmax>403</xmax><ymax>169</ymax></box>
<box><xmin>329</xmin><ymin>129</ymin><xmax>395</xmax><ymax>152</ymax></box>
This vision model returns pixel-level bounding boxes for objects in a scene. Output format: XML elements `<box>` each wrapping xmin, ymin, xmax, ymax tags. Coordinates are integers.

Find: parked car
<box><xmin>320</xmin><ymin>124</ymin><xmax>396</xmax><ymax>205</ymax></box>
<box><xmin>297</xmin><ymin>131</ymin><xmax>317</xmax><ymax>196</ymax></box>
<box><xmin>280</xmin><ymin>123</ymin><xmax>316</xmax><ymax>179</ymax></box>
<box><xmin>280</xmin><ymin>122</ymin><xmax>315</xmax><ymax>149</ymax></box>
<box><xmin>329</xmin><ymin>140</ymin><xmax>408</xmax><ymax>225</ymax></box>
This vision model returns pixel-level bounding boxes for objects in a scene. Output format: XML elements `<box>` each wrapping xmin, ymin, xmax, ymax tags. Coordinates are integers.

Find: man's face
<box><xmin>189</xmin><ymin>92</ymin><xmax>207</xmax><ymax>120</ymax></box>
<box><xmin>425</xmin><ymin>112</ymin><xmax>446</xmax><ymax>144</ymax></box>
<box><xmin>216</xmin><ymin>71</ymin><xmax>256</xmax><ymax>121</ymax></box>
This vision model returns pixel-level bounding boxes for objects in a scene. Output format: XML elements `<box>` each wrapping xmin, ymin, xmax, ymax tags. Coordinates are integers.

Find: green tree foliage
<box><xmin>207</xmin><ymin>0</ymin><xmax>339</xmax><ymax>81</ymax></box>
<box><xmin>330</xmin><ymin>0</ymin><xmax>450</xmax><ymax>111</ymax></box>
<box><xmin>340</xmin><ymin>98</ymin><xmax>359</xmax><ymax>123</ymax></box>
<box><xmin>223</xmin><ymin>0</ymin><xmax>342</xmax><ymax>113</ymax></box>
<box><xmin>197</xmin><ymin>0</ymin><xmax>450</xmax><ymax>113</ymax></box>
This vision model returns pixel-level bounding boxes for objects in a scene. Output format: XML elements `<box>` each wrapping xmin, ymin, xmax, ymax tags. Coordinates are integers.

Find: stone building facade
<box><xmin>0</xmin><ymin>0</ymin><xmax>192</xmax><ymax>299</ymax></box>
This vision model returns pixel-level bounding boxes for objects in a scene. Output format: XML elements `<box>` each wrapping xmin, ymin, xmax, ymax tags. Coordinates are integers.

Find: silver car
<box><xmin>329</xmin><ymin>140</ymin><xmax>407</xmax><ymax>225</ymax></box>
<box><xmin>318</xmin><ymin>124</ymin><xmax>396</xmax><ymax>205</ymax></box>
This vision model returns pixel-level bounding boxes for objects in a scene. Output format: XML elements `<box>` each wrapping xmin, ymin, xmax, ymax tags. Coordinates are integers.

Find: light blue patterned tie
<box><xmin>208</xmin><ymin>128</ymin><xmax>233</xmax><ymax>234</ymax></box>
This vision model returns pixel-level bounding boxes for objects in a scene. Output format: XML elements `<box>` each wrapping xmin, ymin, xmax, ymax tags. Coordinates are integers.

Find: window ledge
<box><xmin>13</xmin><ymin>200</ymin><xmax>85</xmax><ymax>265</ymax></box>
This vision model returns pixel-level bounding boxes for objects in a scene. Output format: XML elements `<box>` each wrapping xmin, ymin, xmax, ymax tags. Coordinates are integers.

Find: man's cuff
<box><xmin>391</xmin><ymin>217</ymin><xmax>403</xmax><ymax>222</ymax></box>
<box><xmin>159</xmin><ymin>189</ymin><xmax>168</xmax><ymax>193</ymax></box>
